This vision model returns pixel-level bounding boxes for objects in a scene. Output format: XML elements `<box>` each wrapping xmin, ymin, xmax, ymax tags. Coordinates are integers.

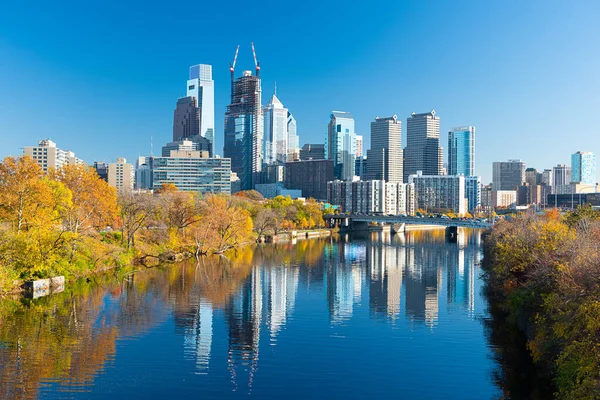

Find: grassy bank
<box><xmin>483</xmin><ymin>206</ymin><xmax>600</xmax><ymax>399</ymax></box>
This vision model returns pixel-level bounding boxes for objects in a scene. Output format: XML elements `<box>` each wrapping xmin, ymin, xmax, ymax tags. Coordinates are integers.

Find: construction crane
<box><xmin>251</xmin><ymin>42</ymin><xmax>260</xmax><ymax>78</ymax></box>
<box><xmin>229</xmin><ymin>45</ymin><xmax>240</xmax><ymax>98</ymax></box>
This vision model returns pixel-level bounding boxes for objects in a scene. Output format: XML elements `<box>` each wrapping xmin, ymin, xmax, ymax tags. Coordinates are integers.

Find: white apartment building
<box><xmin>108</xmin><ymin>157</ymin><xmax>134</xmax><ymax>192</ymax></box>
<box><xmin>408</xmin><ymin>172</ymin><xmax>466</xmax><ymax>215</ymax></box>
<box><xmin>327</xmin><ymin>180</ymin><xmax>414</xmax><ymax>215</ymax></box>
<box><xmin>23</xmin><ymin>139</ymin><xmax>84</xmax><ymax>172</ymax></box>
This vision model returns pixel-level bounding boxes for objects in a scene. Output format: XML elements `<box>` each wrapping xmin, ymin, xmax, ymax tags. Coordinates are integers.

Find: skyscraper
<box><xmin>224</xmin><ymin>70</ymin><xmax>263</xmax><ymax>190</ymax></box>
<box><xmin>355</xmin><ymin>135</ymin><xmax>363</xmax><ymax>158</ymax></box>
<box><xmin>492</xmin><ymin>160</ymin><xmax>526</xmax><ymax>190</ymax></box>
<box><xmin>173</xmin><ymin>96</ymin><xmax>200</xmax><ymax>142</ymax></box>
<box><xmin>448</xmin><ymin>126</ymin><xmax>475</xmax><ymax>176</ymax></box>
<box><xmin>263</xmin><ymin>89</ymin><xmax>288</xmax><ymax>164</ymax></box>
<box><xmin>326</xmin><ymin>111</ymin><xmax>356</xmax><ymax>181</ymax></box>
<box><xmin>187</xmin><ymin>64</ymin><xmax>214</xmax><ymax>155</ymax></box>
<box><xmin>553</xmin><ymin>164</ymin><xmax>572</xmax><ymax>194</ymax></box>
<box><xmin>571</xmin><ymin>151</ymin><xmax>596</xmax><ymax>185</ymax></box>
<box><xmin>403</xmin><ymin>110</ymin><xmax>442</xmax><ymax>181</ymax></box>
<box><xmin>287</xmin><ymin>112</ymin><xmax>299</xmax><ymax>161</ymax></box>
<box><xmin>366</xmin><ymin>115</ymin><xmax>403</xmax><ymax>183</ymax></box>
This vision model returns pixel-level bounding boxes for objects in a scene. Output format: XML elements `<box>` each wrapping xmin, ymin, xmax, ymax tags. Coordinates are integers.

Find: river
<box><xmin>0</xmin><ymin>229</ymin><xmax>539</xmax><ymax>399</ymax></box>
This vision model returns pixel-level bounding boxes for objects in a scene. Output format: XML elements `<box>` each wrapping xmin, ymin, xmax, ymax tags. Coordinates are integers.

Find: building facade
<box><xmin>403</xmin><ymin>110</ymin><xmax>442</xmax><ymax>181</ymax></box>
<box><xmin>326</xmin><ymin>111</ymin><xmax>356</xmax><ymax>181</ymax></box>
<box><xmin>187</xmin><ymin>64</ymin><xmax>214</xmax><ymax>155</ymax></box>
<box><xmin>224</xmin><ymin>70</ymin><xmax>263</xmax><ymax>191</ymax></box>
<box><xmin>491</xmin><ymin>190</ymin><xmax>517</xmax><ymax>208</ymax></box>
<box><xmin>465</xmin><ymin>176</ymin><xmax>481</xmax><ymax>212</ymax></box>
<box><xmin>108</xmin><ymin>157</ymin><xmax>134</xmax><ymax>192</ymax></box>
<box><xmin>23</xmin><ymin>139</ymin><xmax>84</xmax><ymax>172</ymax></box>
<box><xmin>492</xmin><ymin>160</ymin><xmax>525</xmax><ymax>190</ymax></box>
<box><xmin>285</xmin><ymin>159</ymin><xmax>334</xmax><ymax>201</ymax></box>
<box><xmin>448</xmin><ymin>126</ymin><xmax>475</xmax><ymax>176</ymax></box>
<box><xmin>327</xmin><ymin>180</ymin><xmax>414</xmax><ymax>215</ymax></box>
<box><xmin>366</xmin><ymin>115</ymin><xmax>403</xmax><ymax>183</ymax></box>
<box><xmin>263</xmin><ymin>92</ymin><xmax>289</xmax><ymax>164</ymax></box>
<box><xmin>571</xmin><ymin>151</ymin><xmax>596</xmax><ymax>185</ymax></box>
<box><xmin>408</xmin><ymin>172</ymin><xmax>466</xmax><ymax>215</ymax></box>
<box><xmin>299</xmin><ymin>143</ymin><xmax>326</xmax><ymax>160</ymax></box>
<box><xmin>552</xmin><ymin>164</ymin><xmax>572</xmax><ymax>194</ymax></box>
<box><xmin>287</xmin><ymin>112</ymin><xmax>299</xmax><ymax>161</ymax></box>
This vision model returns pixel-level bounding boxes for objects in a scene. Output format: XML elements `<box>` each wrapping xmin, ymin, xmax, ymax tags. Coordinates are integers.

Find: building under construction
<box><xmin>224</xmin><ymin>44</ymin><xmax>263</xmax><ymax>192</ymax></box>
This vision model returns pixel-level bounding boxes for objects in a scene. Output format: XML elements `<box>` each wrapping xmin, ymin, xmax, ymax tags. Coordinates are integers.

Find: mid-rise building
<box><xmin>263</xmin><ymin>90</ymin><xmax>289</xmax><ymax>164</ymax></box>
<box><xmin>465</xmin><ymin>176</ymin><xmax>481</xmax><ymax>212</ymax></box>
<box><xmin>366</xmin><ymin>115</ymin><xmax>403</xmax><ymax>183</ymax></box>
<box><xmin>403</xmin><ymin>110</ymin><xmax>442</xmax><ymax>181</ymax></box>
<box><xmin>448</xmin><ymin>126</ymin><xmax>475</xmax><ymax>176</ymax></box>
<box><xmin>408</xmin><ymin>172</ymin><xmax>466</xmax><ymax>216</ymax></box>
<box><xmin>135</xmin><ymin>157</ymin><xmax>152</xmax><ymax>190</ymax></box>
<box><xmin>299</xmin><ymin>143</ymin><xmax>326</xmax><ymax>160</ymax></box>
<box><xmin>354</xmin><ymin>156</ymin><xmax>367</xmax><ymax>179</ymax></box>
<box><xmin>525</xmin><ymin>168</ymin><xmax>539</xmax><ymax>186</ymax></box>
<box><xmin>23</xmin><ymin>139</ymin><xmax>84</xmax><ymax>172</ymax></box>
<box><xmin>571</xmin><ymin>151</ymin><xmax>596</xmax><ymax>185</ymax></box>
<box><xmin>491</xmin><ymin>190</ymin><xmax>517</xmax><ymax>208</ymax></box>
<box><xmin>480</xmin><ymin>184</ymin><xmax>493</xmax><ymax>210</ymax></box>
<box><xmin>326</xmin><ymin>111</ymin><xmax>356</xmax><ymax>181</ymax></box>
<box><xmin>187</xmin><ymin>64</ymin><xmax>214</xmax><ymax>155</ymax></box>
<box><xmin>224</xmin><ymin>70</ymin><xmax>263</xmax><ymax>190</ymax></box>
<box><xmin>355</xmin><ymin>135</ymin><xmax>363</xmax><ymax>158</ymax></box>
<box><xmin>285</xmin><ymin>159</ymin><xmax>334</xmax><ymax>201</ymax></box>
<box><xmin>492</xmin><ymin>160</ymin><xmax>525</xmax><ymax>190</ymax></box>
<box><xmin>163</xmin><ymin>137</ymin><xmax>211</xmax><ymax>157</ymax></box>
<box><xmin>327</xmin><ymin>180</ymin><xmax>414</xmax><ymax>215</ymax></box>
<box><xmin>94</xmin><ymin>161</ymin><xmax>108</xmax><ymax>181</ymax></box>
<box><xmin>552</xmin><ymin>164</ymin><xmax>572</xmax><ymax>194</ymax></box>
<box><xmin>108</xmin><ymin>157</ymin><xmax>134</xmax><ymax>192</ymax></box>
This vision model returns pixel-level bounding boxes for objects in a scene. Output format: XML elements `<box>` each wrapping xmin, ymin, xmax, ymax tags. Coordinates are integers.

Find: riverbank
<box><xmin>482</xmin><ymin>206</ymin><xmax>600</xmax><ymax>399</ymax></box>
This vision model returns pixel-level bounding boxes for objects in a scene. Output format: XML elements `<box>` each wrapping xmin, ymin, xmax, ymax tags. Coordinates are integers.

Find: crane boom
<box><xmin>251</xmin><ymin>42</ymin><xmax>260</xmax><ymax>77</ymax></box>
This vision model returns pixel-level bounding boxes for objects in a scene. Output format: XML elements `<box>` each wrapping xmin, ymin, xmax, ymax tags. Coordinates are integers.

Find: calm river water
<box><xmin>0</xmin><ymin>229</ymin><xmax>536</xmax><ymax>399</ymax></box>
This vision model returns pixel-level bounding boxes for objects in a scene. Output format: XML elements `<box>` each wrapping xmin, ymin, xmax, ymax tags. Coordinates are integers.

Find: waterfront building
<box><xmin>403</xmin><ymin>110</ymin><xmax>442</xmax><ymax>181</ymax></box>
<box><xmin>108</xmin><ymin>157</ymin><xmax>134</xmax><ymax>192</ymax></box>
<box><xmin>263</xmin><ymin>90</ymin><xmax>289</xmax><ymax>164</ymax></box>
<box><xmin>571</xmin><ymin>151</ymin><xmax>596</xmax><ymax>185</ymax></box>
<box><xmin>23</xmin><ymin>139</ymin><xmax>84</xmax><ymax>172</ymax></box>
<box><xmin>447</xmin><ymin>126</ymin><xmax>475</xmax><ymax>176</ymax></box>
<box><xmin>327</xmin><ymin>180</ymin><xmax>414</xmax><ymax>215</ymax></box>
<box><xmin>492</xmin><ymin>160</ymin><xmax>525</xmax><ymax>190</ymax></box>
<box><xmin>326</xmin><ymin>111</ymin><xmax>356</xmax><ymax>181</ymax></box>
<box><xmin>552</xmin><ymin>164</ymin><xmax>572</xmax><ymax>194</ymax></box>
<box><xmin>465</xmin><ymin>176</ymin><xmax>481</xmax><ymax>212</ymax></box>
<box><xmin>186</xmin><ymin>64</ymin><xmax>214</xmax><ymax>155</ymax></box>
<box><xmin>491</xmin><ymin>190</ymin><xmax>517</xmax><ymax>208</ymax></box>
<box><xmin>285</xmin><ymin>159</ymin><xmax>334</xmax><ymax>200</ymax></box>
<box><xmin>224</xmin><ymin>70</ymin><xmax>263</xmax><ymax>191</ymax></box>
<box><xmin>408</xmin><ymin>172</ymin><xmax>466</xmax><ymax>215</ymax></box>
<box><xmin>366</xmin><ymin>115</ymin><xmax>403</xmax><ymax>183</ymax></box>
<box><xmin>299</xmin><ymin>143</ymin><xmax>326</xmax><ymax>160</ymax></box>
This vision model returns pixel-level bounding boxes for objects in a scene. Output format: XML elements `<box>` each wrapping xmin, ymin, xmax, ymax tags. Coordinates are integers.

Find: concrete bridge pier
<box><xmin>391</xmin><ymin>223</ymin><xmax>405</xmax><ymax>234</ymax></box>
<box><xmin>446</xmin><ymin>226</ymin><xmax>458</xmax><ymax>242</ymax></box>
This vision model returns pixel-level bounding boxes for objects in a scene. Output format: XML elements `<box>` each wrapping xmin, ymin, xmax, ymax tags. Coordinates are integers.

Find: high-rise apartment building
<box><xmin>327</xmin><ymin>180</ymin><xmax>414</xmax><ymax>215</ymax></box>
<box><xmin>224</xmin><ymin>70</ymin><xmax>263</xmax><ymax>191</ymax></box>
<box><xmin>465</xmin><ymin>176</ymin><xmax>481</xmax><ymax>212</ymax></box>
<box><xmin>552</xmin><ymin>164</ymin><xmax>572</xmax><ymax>194</ymax></box>
<box><xmin>326</xmin><ymin>111</ymin><xmax>356</xmax><ymax>181</ymax></box>
<box><xmin>108</xmin><ymin>157</ymin><xmax>134</xmax><ymax>192</ymax></box>
<box><xmin>492</xmin><ymin>160</ymin><xmax>525</xmax><ymax>190</ymax></box>
<box><xmin>366</xmin><ymin>115</ymin><xmax>403</xmax><ymax>183</ymax></box>
<box><xmin>408</xmin><ymin>172</ymin><xmax>467</xmax><ymax>216</ymax></box>
<box><xmin>403</xmin><ymin>110</ymin><xmax>442</xmax><ymax>181</ymax></box>
<box><xmin>571</xmin><ymin>151</ymin><xmax>596</xmax><ymax>185</ymax></box>
<box><xmin>263</xmin><ymin>91</ymin><xmax>288</xmax><ymax>164</ymax></box>
<box><xmin>23</xmin><ymin>139</ymin><xmax>84</xmax><ymax>172</ymax></box>
<box><xmin>448</xmin><ymin>126</ymin><xmax>475</xmax><ymax>176</ymax></box>
<box><xmin>187</xmin><ymin>64</ymin><xmax>214</xmax><ymax>155</ymax></box>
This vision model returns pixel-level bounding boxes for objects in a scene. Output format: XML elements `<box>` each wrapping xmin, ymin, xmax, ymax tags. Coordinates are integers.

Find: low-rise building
<box><xmin>24</xmin><ymin>139</ymin><xmax>84</xmax><ymax>172</ymax></box>
<box><xmin>491</xmin><ymin>190</ymin><xmax>517</xmax><ymax>208</ymax></box>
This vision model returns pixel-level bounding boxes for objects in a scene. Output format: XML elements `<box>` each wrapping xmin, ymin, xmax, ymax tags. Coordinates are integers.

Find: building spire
<box><xmin>274</xmin><ymin>81</ymin><xmax>277</xmax><ymax>96</ymax></box>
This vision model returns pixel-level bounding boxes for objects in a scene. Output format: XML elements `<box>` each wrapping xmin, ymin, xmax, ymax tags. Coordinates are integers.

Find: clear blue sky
<box><xmin>1</xmin><ymin>0</ymin><xmax>599</xmax><ymax>184</ymax></box>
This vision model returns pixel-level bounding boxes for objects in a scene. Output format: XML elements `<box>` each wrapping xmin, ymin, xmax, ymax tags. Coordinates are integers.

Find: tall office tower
<box><xmin>447</xmin><ymin>126</ymin><xmax>475</xmax><ymax>176</ymax></box>
<box><xmin>571</xmin><ymin>151</ymin><xmax>596</xmax><ymax>184</ymax></box>
<box><xmin>403</xmin><ymin>110</ymin><xmax>442</xmax><ymax>181</ymax></box>
<box><xmin>187</xmin><ymin>64</ymin><xmax>214</xmax><ymax>155</ymax></box>
<box><xmin>23</xmin><ymin>139</ymin><xmax>84</xmax><ymax>173</ymax></box>
<box><xmin>299</xmin><ymin>143</ymin><xmax>326</xmax><ymax>160</ymax></box>
<box><xmin>525</xmin><ymin>167</ymin><xmax>538</xmax><ymax>186</ymax></box>
<box><xmin>287</xmin><ymin>112</ymin><xmax>299</xmax><ymax>161</ymax></box>
<box><xmin>552</xmin><ymin>164</ymin><xmax>572</xmax><ymax>194</ymax></box>
<box><xmin>541</xmin><ymin>169</ymin><xmax>553</xmax><ymax>187</ymax></box>
<box><xmin>492</xmin><ymin>160</ymin><xmax>526</xmax><ymax>190</ymax></box>
<box><xmin>224</xmin><ymin>59</ymin><xmax>263</xmax><ymax>190</ymax></box>
<box><xmin>355</xmin><ymin>135</ymin><xmax>363</xmax><ymax>158</ymax></box>
<box><xmin>173</xmin><ymin>96</ymin><xmax>200</xmax><ymax>142</ymax></box>
<box><xmin>326</xmin><ymin>111</ymin><xmax>356</xmax><ymax>180</ymax></box>
<box><xmin>366</xmin><ymin>115</ymin><xmax>403</xmax><ymax>183</ymax></box>
<box><xmin>263</xmin><ymin>90</ymin><xmax>289</xmax><ymax>164</ymax></box>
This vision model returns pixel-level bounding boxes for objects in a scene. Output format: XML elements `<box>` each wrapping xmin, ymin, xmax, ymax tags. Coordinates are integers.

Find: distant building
<box><xmin>287</xmin><ymin>112</ymin><xmax>299</xmax><ymax>161</ymax></box>
<box><xmin>355</xmin><ymin>135</ymin><xmax>363</xmax><ymax>158</ymax></box>
<box><xmin>256</xmin><ymin>164</ymin><xmax>285</xmax><ymax>185</ymax></box>
<box><xmin>491</xmin><ymin>190</ymin><xmax>517</xmax><ymax>208</ymax></box>
<box><xmin>107</xmin><ymin>157</ymin><xmax>134</xmax><ymax>192</ymax></box>
<box><xmin>263</xmin><ymin>90</ymin><xmax>289</xmax><ymax>164</ymax></box>
<box><xmin>552</xmin><ymin>164</ymin><xmax>572</xmax><ymax>194</ymax></box>
<box><xmin>403</xmin><ymin>110</ymin><xmax>442</xmax><ymax>181</ymax></box>
<box><xmin>408</xmin><ymin>172</ymin><xmax>466</xmax><ymax>215</ymax></box>
<box><xmin>162</xmin><ymin>137</ymin><xmax>211</xmax><ymax>157</ymax></box>
<box><xmin>517</xmin><ymin>183</ymin><xmax>542</xmax><ymax>206</ymax></box>
<box><xmin>94</xmin><ymin>161</ymin><xmax>109</xmax><ymax>181</ymax></box>
<box><xmin>354</xmin><ymin>156</ymin><xmax>367</xmax><ymax>179</ymax></box>
<box><xmin>187</xmin><ymin>64</ymin><xmax>214</xmax><ymax>155</ymax></box>
<box><xmin>326</xmin><ymin>111</ymin><xmax>356</xmax><ymax>180</ymax></box>
<box><xmin>366</xmin><ymin>115</ymin><xmax>403</xmax><ymax>183</ymax></box>
<box><xmin>299</xmin><ymin>143</ymin><xmax>326</xmax><ymax>161</ymax></box>
<box><xmin>571</xmin><ymin>151</ymin><xmax>596</xmax><ymax>185</ymax></box>
<box><xmin>135</xmin><ymin>157</ymin><xmax>152</xmax><ymax>190</ymax></box>
<box><xmin>23</xmin><ymin>139</ymin><xmax>84</xmax><ymax>172</ymax></box>
<box><xmin>480</xmin><ymin>184</ymin><xmax>493</xmax><ymax>210</ymax></box>
<box><xmin>525</xmin><ymin>168</ymin><xmax>539</xmax><ymax>186</ymax></box>
<box><xmin>254</xmin><ymin>183</ymin><xmax>302</xmax><ymax>199</ymax></box>
<box><xmin>447</xmin><ymin>126</ymin><xmax>475</xmax><ymax>176</ymax></box>
<box><xmin>492</xmin><ymin>160</ymin><xmax>525</xmax><ymax>190</ymax></box>
<box><xmin>464</xmin><ymin>176</ymin><xmax>481</xmax><ymax>212</ymax></box>
<box><xmin>285</xmin><ymin>159</ymin><xmax>334</xmax><ymax>201</ymax></box>
<box><xmin>327</xmin><ymin>180</ymin><xmax>414</xmax><ymax>215</ymax></box>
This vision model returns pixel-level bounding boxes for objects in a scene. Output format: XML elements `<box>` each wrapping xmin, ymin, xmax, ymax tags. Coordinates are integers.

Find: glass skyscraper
<box><xmin>326</xmin><ymin>111</ymin><xmax>356</xmax><ymax>181</ymax></box>
<box><xmin>448</xmin><ymin>126</ymin><xmax>475</xmax><ymax>176</ymax></box>
<box><xmin>187</xmin><ymin>64</ymin><xmax>215</xmax><ymax>156</ymax></box>
<box><xmin>571</xmin><ymin>151</ymin><xmax>596</xmax><ymax>185</ymax></box>
<box><xmin>403</xmin><ymin>110</ymin><xmax>442</xmax><ymax>182</ymax></box>
<box><xmin>366</xmin><ymin>115</ymin><xmax>403</xmax><ymax>183</ymax></box>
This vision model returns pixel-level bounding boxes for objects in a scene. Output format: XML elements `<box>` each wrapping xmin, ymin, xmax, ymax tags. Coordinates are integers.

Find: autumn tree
<box><xmin>157</xmin><ymin>190</ymin><xmax>200</xmax><ymax>233</ymax></box>
<box><xmin>118</xmin><ymin>192</ymin><xmax>156</xmax><ymax>249</ymax></box>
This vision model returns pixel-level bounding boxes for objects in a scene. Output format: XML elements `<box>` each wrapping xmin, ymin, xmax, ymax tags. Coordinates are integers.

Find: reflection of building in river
<box><xmin>266</xmin><ymin>266</ymin><xmax>299</xmax><ymax>337</ymax></box>
<box><xmin>326</xmin><ymin>242</ymin><xmax>365</xmax><ymax>323</ymax></box>
<box><xmin>367</xmin><ymin>233</ymin><xmax>405</xmax><ymax>320</ymax></box>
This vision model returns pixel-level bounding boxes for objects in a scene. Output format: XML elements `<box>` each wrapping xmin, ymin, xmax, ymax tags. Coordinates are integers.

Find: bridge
<box><xmin>325</xmin><ymin>214</ymin><xmax>492</xmax><ymax>237</ymax></box>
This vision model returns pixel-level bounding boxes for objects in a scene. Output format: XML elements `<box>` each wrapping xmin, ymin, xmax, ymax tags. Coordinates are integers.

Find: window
<box><xmin>189</xmin><ymin>85</ymin><xmax>195</xmax><ymax>90</ymax></box>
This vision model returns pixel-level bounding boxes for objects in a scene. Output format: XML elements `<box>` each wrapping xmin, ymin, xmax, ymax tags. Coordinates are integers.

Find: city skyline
<box><xmin>1</xmin><ymin>1</ymin><xmax>600</xmax><ymax>184</ymax></box>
